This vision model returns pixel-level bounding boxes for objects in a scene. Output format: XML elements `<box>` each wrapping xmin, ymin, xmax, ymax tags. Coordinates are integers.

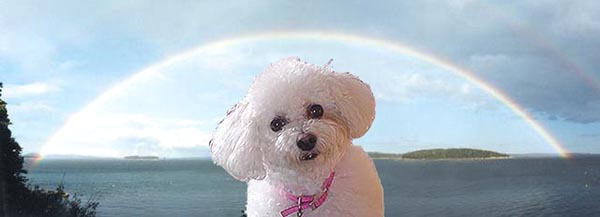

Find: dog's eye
<box><xmin>308</xmin><ymin>104</ymin><xmax>324</xmax><ymax>119</ymax></box>
<box><xmin>270</xmin><ymin>116</ymin><xmax>286</xmax><ymax>132</ymax></box>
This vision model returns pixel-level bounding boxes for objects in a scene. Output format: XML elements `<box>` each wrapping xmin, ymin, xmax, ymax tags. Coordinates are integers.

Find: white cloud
<box><xmin>3</xmin><ymin>82</ymin><xmax>59</xmax><ymax>99</ymax></box>
<box><xmin>42</xmin><ymin>112</ymin><xmax>215</xmax><ymax>157</ymax></box>
<box><xmin>0</xmin><ymin>31</ymin><xmax>57</xmax><ymax>73</ymax></box>
<box><xmin>371</xmin><ymin>70</ymin><xmax>494</xmax><ymax>110</ymax></box>
<box><xmin>6</xmin><ymin>101</ymin><xmax>55</xmax><ymax>114</ymax></box>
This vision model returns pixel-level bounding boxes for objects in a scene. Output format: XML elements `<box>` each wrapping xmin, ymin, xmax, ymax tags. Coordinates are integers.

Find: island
<box><xmin>368</xmin><ymin>148</ymin><xmax>509</xmax><ymax>160</ymax></box>
<box><xmin>124</xmin><ymin>155</ymin><xmax>160</xmax><ymax>160</ymax></box>
<box><xmin>367</xmin><ymin>152</ymin><xmax>404</xmax><ymax>160</ymax></box>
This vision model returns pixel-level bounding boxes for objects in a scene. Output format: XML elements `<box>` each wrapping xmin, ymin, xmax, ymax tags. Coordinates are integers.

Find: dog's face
<box><xmin>210</xmin><ymin>57</ymin><xmax>375</xmax><ymax>181</ymax></box>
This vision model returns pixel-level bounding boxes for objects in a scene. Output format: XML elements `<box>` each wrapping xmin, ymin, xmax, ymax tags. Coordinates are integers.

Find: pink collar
<box><xmin>280</xmin><ymin>172</ymin><xmax>336</xmax><ymax>217</ymax></box>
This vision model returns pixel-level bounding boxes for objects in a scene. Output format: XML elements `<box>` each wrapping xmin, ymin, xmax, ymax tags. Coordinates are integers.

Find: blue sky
<box><xmin>1</xmin><ymin>0</ymin><xmax>599</xmax><ymax>157</ymax></box>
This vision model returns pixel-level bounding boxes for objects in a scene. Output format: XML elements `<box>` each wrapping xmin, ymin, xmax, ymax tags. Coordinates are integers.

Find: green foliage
<box><xmin>1</xmin><ymin>82</ymin><xmax>29</xmax><ymax>216</ymax></box>
<box><xmin>15</xmin><ymin>184</ymin><xmax>99</xmax><ymax>217</ymax></box>
<box><xmin>1</xmin><ymin>83</ymin><xmax>98</xmax><ymax>217</ymax></box>
<box><xmin>368</xmin><ymin>148</ymin><xmax>509</xmax><ymax>160</ymax></box>
<box><xmin>402</xmin><ymin>148</ymin><xmax>509</xmax><ymax>160</ymax></box>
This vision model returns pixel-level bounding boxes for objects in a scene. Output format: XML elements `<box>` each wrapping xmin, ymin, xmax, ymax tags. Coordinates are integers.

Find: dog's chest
<box><xmin>245</xmin><ymin>146</ymin><xmax>384</xmax><ymax>217</ymax></box>
<box><xmin>246</xmin><ymin>177</ymin><xmax>353</xmax><ymax>216</ymax></box>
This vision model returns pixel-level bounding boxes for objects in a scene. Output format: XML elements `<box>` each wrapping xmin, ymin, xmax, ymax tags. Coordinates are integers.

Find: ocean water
<box><xmin>24</xmin><ymin>157</ymin><xmax>600</xmax><ymax>217</ymax></box>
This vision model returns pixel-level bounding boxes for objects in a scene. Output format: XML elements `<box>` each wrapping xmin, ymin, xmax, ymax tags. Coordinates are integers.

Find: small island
<box><xmin>402</xmin><ymin>148</ymin><xmax>509</xmax><ymax>160</ymax></box>
<box><xmin>124</xmin><ymin>155</ymin><xmax>160</xmax><ymax>160</ymax></box>
<box><xmin>368</xmin><ymin>148</ymin><xmax>509</xmax><ymax>160</ymax></box>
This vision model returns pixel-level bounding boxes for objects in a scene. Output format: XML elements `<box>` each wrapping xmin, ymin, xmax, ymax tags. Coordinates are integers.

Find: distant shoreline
<box><xmin>124</xmin><ymin>156</ymin><xmax>160</xmax><ymax>160</ymax></box>
<box><xmin>24</xmin><ymin>152</ymin><xmax>597</xmax><ymax>161</ymax></box>
<box><xmin>372</xmin><ymin>156</ymin><xmax>511</xmax><ymax>161</ymax></box>
<box><xmin>368</xmin><ymin>148</ymin><xmax>510</xmax><ymax>160</ymax></box>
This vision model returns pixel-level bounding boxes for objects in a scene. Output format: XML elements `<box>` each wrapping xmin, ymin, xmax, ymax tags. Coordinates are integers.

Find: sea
<box><xmin>24</xmin><ymin>156</ymin><xmax>600</xmax><ymax>217</ymax></box>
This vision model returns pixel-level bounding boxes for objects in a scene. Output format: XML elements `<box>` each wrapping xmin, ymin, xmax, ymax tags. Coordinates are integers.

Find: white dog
<box><xmin>210</xmin><ymin>57</ymin><xmax>384</xmax><ymax>216</ymax></box>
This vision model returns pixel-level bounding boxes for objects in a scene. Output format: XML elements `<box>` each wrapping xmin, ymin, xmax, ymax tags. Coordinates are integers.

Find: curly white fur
<box><xmin>210</xmin><ymin>57</ymin><xmax>384</xmax><ymax>216</ymax></box>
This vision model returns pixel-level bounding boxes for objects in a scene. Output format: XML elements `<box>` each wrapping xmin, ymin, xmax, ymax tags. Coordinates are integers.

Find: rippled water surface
<box><xmin>25</xmin><ymin>156</ymin><xmax>600</xmax><ymax>216</ymax></box>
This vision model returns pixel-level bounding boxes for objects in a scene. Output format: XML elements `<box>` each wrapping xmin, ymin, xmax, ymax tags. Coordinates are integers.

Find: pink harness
<box><xmin>280</xmin><ymin>172</ymin><xmax>336</xmax><ymax>217</ymax></box>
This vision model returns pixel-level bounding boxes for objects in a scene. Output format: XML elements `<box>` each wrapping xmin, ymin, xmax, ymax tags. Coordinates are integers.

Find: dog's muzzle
<box><xmin>297</xmin><ymin>134</ymin><xmax>317</xmax><ymax>151</ymax></box>
<box><xmin>300</xmin><ymin>152</ymin><xmax>319</xmax><ymax>161</ymax></box>
<box><xmin>298</xmin><ymin>133</ymin><xmax>319</xmax><ymax>161</ymax></box>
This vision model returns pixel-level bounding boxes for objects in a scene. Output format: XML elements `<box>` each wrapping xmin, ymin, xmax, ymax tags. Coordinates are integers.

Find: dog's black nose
<box><xmin>297</xmin><ymin>134</ymin><xmax>317</xmax><ymax>151</ymax></box>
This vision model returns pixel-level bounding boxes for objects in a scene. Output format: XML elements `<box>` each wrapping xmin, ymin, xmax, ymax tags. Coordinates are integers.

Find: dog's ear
<box><xmin>329</xmin><ymin>72</ymin><xmax>376</xmax><ymax>138</ymax></box>
<box><xmin>210</xmin><ymin>101</ymin><xmax>266</xmax><ymax>181</ymax></box>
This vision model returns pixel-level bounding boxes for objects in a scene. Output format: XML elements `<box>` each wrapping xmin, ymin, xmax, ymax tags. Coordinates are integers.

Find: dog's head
<box><xmin>210</xmin><ymin>57</ymin><xmax>375</xmax><ymax>181</ymax></box>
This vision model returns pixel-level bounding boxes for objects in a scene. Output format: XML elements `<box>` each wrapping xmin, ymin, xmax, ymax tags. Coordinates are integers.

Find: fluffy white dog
<box><xmin>210</xmin><ymin>57</ymin><xmax>384</xmax><ymax>216</ymax></box>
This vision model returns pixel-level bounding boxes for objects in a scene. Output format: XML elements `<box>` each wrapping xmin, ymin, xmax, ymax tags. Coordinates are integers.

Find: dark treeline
<box><xmin>402</xmin><ymin>148</ymin><xmax>509</xmax><ymax>159</ymax></box>
<box><xmin>0</xmin><ymin>82</ymin><xmax>98</xmax><ymax>217</ymax></box>
<box><xmin>369</xmin><ymin>148</ymin><xmax>509</xmax><ymax>160</ymax></box>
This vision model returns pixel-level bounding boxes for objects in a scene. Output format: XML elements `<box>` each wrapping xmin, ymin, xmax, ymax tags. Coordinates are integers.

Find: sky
<box><xmin>1</xmin><ymin>0</ymin><xmax>599</xmax><ymax>158</ymax></box>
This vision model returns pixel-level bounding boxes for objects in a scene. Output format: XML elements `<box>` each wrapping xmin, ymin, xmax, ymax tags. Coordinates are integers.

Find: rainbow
<box><xmin>479</xmin><ymin>2</ymin><xmax>600</xmax><ymax>95</ymax></box>
<box><xmin>39</xmin><ymin>30</ymin><xmax>572</xmax><ymax>162</ymax></box>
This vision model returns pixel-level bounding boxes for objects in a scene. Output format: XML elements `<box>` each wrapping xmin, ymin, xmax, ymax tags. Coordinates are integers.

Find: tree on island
<box><xmin>0</xmin><ymin>82</ymin><xmax>98</xmax><ymax>217</ymax></box>
<box><xmin>402</xmin><ymin>148</ymin><xmax>509</xmax><ymax>160</ymax></box>
<box><xmin>368</xmin><ymin>148</ymin><xmax>509</xmax><ymax>160</ymax></box>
